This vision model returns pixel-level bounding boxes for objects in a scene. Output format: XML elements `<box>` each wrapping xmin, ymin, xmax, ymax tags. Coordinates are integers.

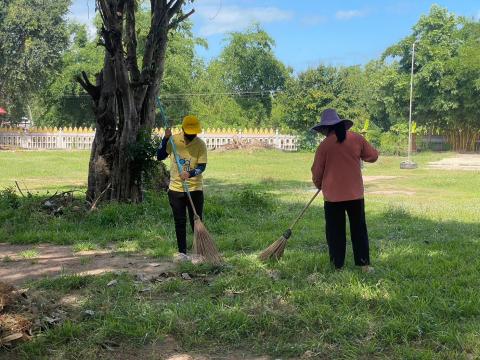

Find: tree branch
<box><xmin>167</xmin><ymin>0</ymin><xmax>184</xmax><ymax>19</ymax></box>
<box><xmin>168</xmin><ymin>8</ymin><xmax>194</xmax><ymax>29</ymax></box>
<box><xmin>139</xmin><ymin>0</ymin><xmax>169</xmax><ymax>96</ymax></box>
<box><xmin>96</xmin><ymin>0</ymin><xmax>111</xmax><ymax>27</ymax></box>
<box><xmin>142</xmin><ymin>1</ymin><xmax>167</xmax><ymax>71</ymax></box>
<box><xmin>15</xmin><ymin>181</ymin><xmax>26</xmax><ymax>198</ymax></box>
<box><xmin>76</xmin><ymin>71</ymin><xmax>101</xmax><ymax>101</ymax></box>
<box><xmin>89</xmin><ymin>183</ymin><xmax>111</xmax><ymax>211</ymax></box>
<box><xmin>125</xmin><ymin>0</ymin><xmax>140</xmax><ymax>82</ymax></box>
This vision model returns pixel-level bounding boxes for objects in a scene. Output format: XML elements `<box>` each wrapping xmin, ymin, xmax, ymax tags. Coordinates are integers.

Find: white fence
<box><xmin>0</xmin><ymin>127</ymin><xmax>298</xmax><ymax>151</ymax></box>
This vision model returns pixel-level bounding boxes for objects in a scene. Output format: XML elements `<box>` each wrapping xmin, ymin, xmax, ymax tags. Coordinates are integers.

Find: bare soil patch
<box><xmin>367</xmin><ymin>190</ymin><xmax>415</xmax><ymax>195</ymax></box>
<box><xmin>428</xmin><ymin>154</ymin><xmax>480</xmax><ymax>170</ymax></box>
<box><xmin>363</xmin><ymin>175</ymin><xmax>400</xmax><ymax>182</ymax></box>
<box><xmin>106</xmin><ymin>337</ymin><xmax>274</xmax><ymax>360</ymax></box>
<box><xmin>309</xmin><ymin>176</ymin><xmax>412</xmax><ymax>196</ymax></box>
<box><xmin>0</xmin><ymin>243</ymin><xmax>175</xmax><ymax>287</ymax></box>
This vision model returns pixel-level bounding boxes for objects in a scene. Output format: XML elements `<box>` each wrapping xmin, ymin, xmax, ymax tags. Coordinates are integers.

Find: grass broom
<box><xmin>157</xmin><ymin>98</ymin><xmax>222</xmax><ymax>265</ymax></box>
<box><xmin>174</xmin><ymin>159</ymin><xmax>222</xmax><ymax>265</ymax></box>
<box><xmin>259</xmin><ymin>189</ymin><xmax>321</xmax><ymax>261</ymax></box>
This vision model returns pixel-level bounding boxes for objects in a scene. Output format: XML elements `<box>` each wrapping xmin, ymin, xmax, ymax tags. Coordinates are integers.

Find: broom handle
<box><xmin>157</xmin><ymin>97</ymin><xmax>200</xmax><ymax>218</ymax></box>
<box><xmin>288</xmin><ymin>189</ymin><xmax>321</xmax><ymax>230</ymax></box>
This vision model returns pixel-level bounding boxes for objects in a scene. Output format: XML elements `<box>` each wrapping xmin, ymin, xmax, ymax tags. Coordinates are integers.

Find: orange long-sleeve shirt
<box><xmin>311</xmin><ymin>131</ymin><xmax>379</xmax><ymax>202</ymax></box>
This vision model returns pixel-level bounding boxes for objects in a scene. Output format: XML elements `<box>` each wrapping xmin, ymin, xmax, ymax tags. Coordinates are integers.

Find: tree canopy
<box><xmin>1</xmin><ymin>4</ymin><xmax>479</xmax><ymax>151</ymax></box>
<box><xmin>0</xmin><ymin>0</ymin><xmax>71</xmax><ymax>122</ymax></box>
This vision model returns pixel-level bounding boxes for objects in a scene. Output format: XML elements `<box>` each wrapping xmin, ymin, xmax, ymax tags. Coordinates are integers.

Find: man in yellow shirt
<box><xmin>157</xmin><ymin>115</ymin><xmax>208</xmax><ymax>260</ymax></box>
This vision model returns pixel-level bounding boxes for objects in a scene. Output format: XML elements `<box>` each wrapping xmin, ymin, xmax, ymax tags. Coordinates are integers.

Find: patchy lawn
<box><xmin>1</xmin><ymin>150</ymin><xmax>479</xmax><ymax>359</ymax></box>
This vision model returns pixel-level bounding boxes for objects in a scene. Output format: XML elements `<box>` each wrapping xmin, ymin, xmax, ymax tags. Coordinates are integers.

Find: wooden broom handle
<box><xmin>184</xmin><ymin>181</ymin><xmax>200</xmax><ymax>218</ymax></box>
<box><xmin>288</xmin><ymin>189</ymin><xmax>321</xmax><ymax>230</ymax></box>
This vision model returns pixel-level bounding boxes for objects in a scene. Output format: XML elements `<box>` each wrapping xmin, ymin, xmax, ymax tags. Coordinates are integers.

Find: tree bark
<box><xmin>79</xmin><ymin>0</ymin><xmax>193</xmax><ymax>203</ymax></box>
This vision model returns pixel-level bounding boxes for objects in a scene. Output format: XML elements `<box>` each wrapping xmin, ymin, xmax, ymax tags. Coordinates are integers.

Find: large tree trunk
<box><xmin>78</xmin><ymin>0</ymin><xmax>193</xmax><ymax>203</ymax></box>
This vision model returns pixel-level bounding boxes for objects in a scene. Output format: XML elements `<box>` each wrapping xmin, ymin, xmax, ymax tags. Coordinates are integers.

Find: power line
<box><xmin>59</xmin><ymin>89</ymin><xmax>284</xmax><ymax>99</ymax></box>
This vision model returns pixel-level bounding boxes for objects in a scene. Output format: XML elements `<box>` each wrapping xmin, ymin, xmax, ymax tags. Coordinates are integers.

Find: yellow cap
<box><xmin>182</xmin><ymin>115</ymin><xmax>201</xmax><ymax>135</ymax></box>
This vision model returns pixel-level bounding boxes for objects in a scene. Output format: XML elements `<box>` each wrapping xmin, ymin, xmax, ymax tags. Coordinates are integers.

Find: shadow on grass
<box><xmin>2</xmin><ymin>198</ymin><xmax>479</xmax><ymax>359</ymax></box>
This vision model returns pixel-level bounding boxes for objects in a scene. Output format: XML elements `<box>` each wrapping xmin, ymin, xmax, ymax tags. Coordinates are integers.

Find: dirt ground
<box><xmin>109</xmin><ymin>339</ymin><xmax>274</xmax><ymax>360</ymax></box>
<box><xmin>0</xmin><ymin>245</ymin><xmax>279</xmax><ymax>359</ymax></box>
<box><xmin>0</xmin><ymin>244</ymin><xmax>175</xmax><ymax>287</ymax></box>
<box><xmin>428</xmin><ymin>154</ymin><xmax>480</xmax><ymax>170</ymax></box>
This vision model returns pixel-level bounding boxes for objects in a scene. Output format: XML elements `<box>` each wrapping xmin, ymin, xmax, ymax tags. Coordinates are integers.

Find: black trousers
<box><xmin>324</xmin><ymin>199</ymin><xmax>370</xmax><ymax>269</ymax></box>
<box><xmin>168</xmin><ymin>190</ymin><xmax>204</xmax><ymax>254</ymax></box>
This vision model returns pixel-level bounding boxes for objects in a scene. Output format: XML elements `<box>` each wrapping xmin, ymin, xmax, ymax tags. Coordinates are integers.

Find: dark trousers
<box><xmin>324</xmin><ymin>199</ymin><xmax>370</xmax><ymax>269</ymax></box>
<box><xmin>168</xmin><ymin>190</ymin><xmax>204</xmax><ymax>254</ymax></box>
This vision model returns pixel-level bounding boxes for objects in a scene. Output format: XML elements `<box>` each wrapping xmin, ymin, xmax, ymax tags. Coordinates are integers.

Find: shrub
<box><xmin>127</xmin><ymin>130</ymin><xmax>161</xmax><ymax>183</ymax></box>
<box><xmin>379</xmin><ymin>123</ymin><xmax>409</xmax><ymax>155</ymax></box>
<box><xmin>145</xmin><ymin>161</ymin><xmax>170</xmax><ymax>193</ymax></box>
<box><xmin>297</xmin><ymin>131</ymin><xmax>322</xmax><ymax>152</ymax></box>
<box><xmin>0</xmin><ymin>187</ymin><xmax>20</xmax><ymax>209</ymax></box>
<box><xmin>233</xmin><ymin>188</ymin><xmax>274</xmax><ymax>209</ymax></box>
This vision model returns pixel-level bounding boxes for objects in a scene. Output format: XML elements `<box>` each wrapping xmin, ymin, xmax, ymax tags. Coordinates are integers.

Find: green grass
<box><xmin>18</xmin><ymin>249</ymin><xmax>39</xmax><ymax>259</ymax></box>
<box><xmin>1</xmin><ymin>150</ymin><xmax>480</xmax><ymax>359</ymax></box>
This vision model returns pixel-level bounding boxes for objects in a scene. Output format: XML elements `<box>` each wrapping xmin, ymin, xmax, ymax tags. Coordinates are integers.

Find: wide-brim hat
<box><xmin>182</xmin><ymin>115</ymin><xmax>201</xmax><ymax>135</ymax></box>
<box><xmin>310</xmin><ymin>108</ymin><xmax>353</xmax><ymax>133</ymax></box>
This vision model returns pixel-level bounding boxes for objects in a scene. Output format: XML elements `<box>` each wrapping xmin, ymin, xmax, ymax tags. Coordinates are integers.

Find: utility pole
<box><xmin>401</xmin><ymin>41</ymin><xmax>418</xmax><ymax>169</ymax></box>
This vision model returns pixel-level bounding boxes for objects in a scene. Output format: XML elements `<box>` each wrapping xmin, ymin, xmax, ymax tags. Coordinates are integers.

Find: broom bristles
<box><xmin>193</xmin><ymin>218</ymin><xmax>223</xmax><ymax>265</ymax></box>
<box><xmin>258</xmin><ymin>235</ymin><xmax>288</xmax><ymax>262</ymax></box>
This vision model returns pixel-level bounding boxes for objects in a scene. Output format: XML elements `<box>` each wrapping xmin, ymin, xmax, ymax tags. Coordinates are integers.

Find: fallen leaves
<box><xmin>0</xmin><ymin>332</ymin><xmax>23</xmax><ymax>346</ymax></box>
<box><xmin>181</xmin><ymin>273</ymin><xmax>192</xmax><ymax>281</ymax></box>
<box><xmin>106</xmin><ymin>280</ymin><xmax>118</xmax><ymax>287</ymax></box>
<box><xmin>0</xmin><ymin>281</ymin><xmax>70</xmax><ymax>348</ymax></box>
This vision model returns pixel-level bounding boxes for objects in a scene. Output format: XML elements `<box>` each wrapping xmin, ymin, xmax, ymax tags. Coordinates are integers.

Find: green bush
<box><xmin>145</xmin><ymin>161</ymin><xmax>170</xmax><ymax>193</ymax></box>
<box><xmin>0</xmin><ymin>187</ymin><xmax>20</xmax><ymax>209</ymax></box>
<box><xmin>127</xmin><ymin>130</ymin><xmax>161</xmax><ymax>182</ymax></box>
<box><xmin>233</xmin><ymin>188</ymin><xmax>274</xmax><ymax>209</ymax></box>
<box><xmin>297</xmin><ymin>131</ymin><xmax>322</xmax><ymax>152</ymax></box>
<box><xmin>364</xmin><ymin>127</ymin><xmax>382</xmax><ymax>148</ymax></box>
<box><xmin>379</xmin><ymin>123</ymin><xmax>409</xmax><ymax>155</ymax></box>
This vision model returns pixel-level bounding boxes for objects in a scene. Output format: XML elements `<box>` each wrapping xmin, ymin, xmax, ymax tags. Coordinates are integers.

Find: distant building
<box><xmin>0</xmin><ymin>116</ymin><xmax>33</xmax><ymax>129</ymax></box>
<box><xmin>18</xmin><ymin>117</ymin><xmax>33</xmax><ymax>130</ymax></box>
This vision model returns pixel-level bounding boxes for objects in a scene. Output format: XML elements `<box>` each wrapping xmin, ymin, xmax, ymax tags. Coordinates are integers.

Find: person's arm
<box><xmin>360</xmin><ymin>136</ymin><xmax>379</xmax><ymax>163</ymax></box>
<box><xmin>188</xmin><ymin>163</ymin><xmax>207</xmax><ymax>178</ymax></box>
<box><xmin>311</xmin><ymin>145</ymin><xmax>326</xmax><ymax>190</ymax></box>
<box><xmin>156</xmin><ymin>128</ymin><xmax>172</xmax><ymax>161</ymax></box>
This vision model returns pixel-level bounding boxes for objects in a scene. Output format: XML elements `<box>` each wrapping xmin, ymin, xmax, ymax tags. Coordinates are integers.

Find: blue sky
<box><xmin>70</xmin><ymin>0</ymin><xmax>480</xmax><ymax>72</ymax></box>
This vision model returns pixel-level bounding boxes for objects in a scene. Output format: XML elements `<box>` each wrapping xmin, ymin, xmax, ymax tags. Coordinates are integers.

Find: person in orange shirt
<box><xmin>311</xmin><ymin>109</ymin><xmax>379</xmax><ymax>272</ymax></box>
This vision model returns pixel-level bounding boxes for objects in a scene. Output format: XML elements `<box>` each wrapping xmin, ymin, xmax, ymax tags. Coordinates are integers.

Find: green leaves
<box><xmin>217</xmin><ymin>25</ymin><xmax>289</xmax><ymax>121</ymax></box>
<box><xmin>279</xmin><ymin>64</ymin><xmax>369</xmax><ymax>133</ymax></box>
<box><xmin>0</xmin><ymin>0</ymin><xmax>71</xmax><ymax>121</ymax></box>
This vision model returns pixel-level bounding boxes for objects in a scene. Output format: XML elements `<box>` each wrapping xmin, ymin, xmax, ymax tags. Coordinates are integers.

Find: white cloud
<box><xmin>335</xmin><ymin>9</ymin><xmax>368</xmax><ymax>21</ymax></box>
<box><xmin>197</xmin><ymin>4</ymin><xmax>293</xmax><ymax>36</ymax></box>
<box><xmin>301</xmin><ymin>15</ymin><xmax>328</xmax><ymax>26</ymax></box>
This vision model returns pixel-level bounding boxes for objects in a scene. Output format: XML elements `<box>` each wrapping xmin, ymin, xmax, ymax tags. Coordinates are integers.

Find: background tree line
<box><xmin>1</xmin><ymin>3</ymin><xmax>479</xmax><ymax>152</ymax></box>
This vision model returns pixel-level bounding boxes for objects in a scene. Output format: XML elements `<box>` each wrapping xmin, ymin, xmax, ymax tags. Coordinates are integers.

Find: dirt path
<box><xmin>428</xmin><ymin>154</ymin><xmax>480</xmax><ymax>170</ymax></box>
<box><xmin>0</xmin><ymin>244</ymin><xmax>277</xmax><ymax>360</ymax></box>
<box><xmin>110</xmin><ymin>339</ymin><xmax>274</xmax><ymax>360</ymax></box>
<box><xmin>363</xmin><ymin>175</ymin><xmax>400</xmax><ymax>182</ymax></box>
<box><xmin>0</xmin><ymin>244</ymin><xmax>175</xmax><ymax>286</ymax></box>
